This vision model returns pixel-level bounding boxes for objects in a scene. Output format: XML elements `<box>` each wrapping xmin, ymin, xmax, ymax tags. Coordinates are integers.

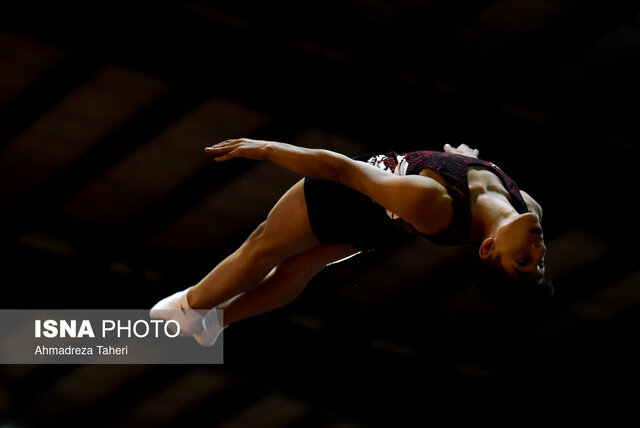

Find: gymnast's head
<box><xmin>474</xmin><ymin>212</ymin><xmax>553</xmax><ymax>306</ymax></box>
<box><xmin>479</xmin><ymin>212</ymin><xmax>546</xmax><ymax>282</ymax></box>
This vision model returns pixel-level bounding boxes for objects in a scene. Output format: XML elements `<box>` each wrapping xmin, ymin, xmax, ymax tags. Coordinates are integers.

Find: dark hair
<box><xmin>472</xmin><ymin>257</ymin><xmax>554</xmax><ymax>311</ymax></box>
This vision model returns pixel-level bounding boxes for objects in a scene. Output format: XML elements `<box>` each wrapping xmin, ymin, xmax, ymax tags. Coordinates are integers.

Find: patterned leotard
<box><xmin>303</xmin><ymin>150</ymin><xmax>529</xmax><ymax>251</ymax></box>
<box><xmin>365</xmin><ymin>151</ymin><xmax>529</xmax><ymax>245</ymax></box>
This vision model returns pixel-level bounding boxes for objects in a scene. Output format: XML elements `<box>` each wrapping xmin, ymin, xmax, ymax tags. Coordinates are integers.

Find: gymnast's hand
<box><xmin>205</xmin><ymin>138</ymin><xmax>274</xmax><ymax>161</ymax></box>
<box><xmin>444</xmin><ymin>143</ymin><xmax>479</xmax><ymax>158</ymax></box>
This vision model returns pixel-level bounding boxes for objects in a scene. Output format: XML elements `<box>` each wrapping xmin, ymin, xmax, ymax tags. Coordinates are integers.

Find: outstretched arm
<box><xmin>206</xmin><ymin>139</ymin><xmax>451</xmax><ymax>234</ymax></box>
<box><xmin>206</xmin><ymin>138</ymin><xmax>350</xmax><ymax>181</ymax></box>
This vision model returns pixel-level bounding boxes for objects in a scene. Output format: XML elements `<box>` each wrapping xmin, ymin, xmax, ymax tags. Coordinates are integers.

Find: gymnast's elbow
<box><xmin>329</xmin><ymin>153</ymin><xmax>362</xmax><ymax>185</ymax></box>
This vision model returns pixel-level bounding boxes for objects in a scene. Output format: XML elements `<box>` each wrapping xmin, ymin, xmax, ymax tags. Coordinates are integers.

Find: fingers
<box><xmin>205</xmin><ymin>146</ymin><xmax>239</xmax><ymax>162</ymax></box>
<box><xmin>213</xmin><ymin>148</ymin><xmax>239</xmax><ymax>162</ymax></box>
<box><xmin>204</xmin><ymin>140</ymin><xmax>242</xmax><ymax>161</ymax></box>
<box><xmin>443</xmin><ymin>143</ymin><xmax>479</xmax><ymax>157</ymax></box>
<box><xmin>205</xmin><ymin>137</ymin><xmax>271</xmax><ymax>162</ymax></box>
<box><xmin>461</xmin><ymin>144</ymin><xmax>479</xmax><ymax>156</ymax></box>
<box><xmin>458</xmin><ymin>143</ymin><xmax>479</xmax><ymax>154</ymax></box>
<box><xmin>205</xmin><ymin>138</ymin><xmax>262</xmax><ymax>162</ymax></box>
<box><xmin>206</xmin><ymin>139</ymin><xmax>242</xmax><ymax>150</ymax></box>
<box><xmin>205</xmin><ymin>138</ymin><xmax>256</xmax><ymax>152</ymax></box>
<box><xmin>204</xmin><ymin>145</ymin><xmax>235</xmax><ymax>155</ymax></box>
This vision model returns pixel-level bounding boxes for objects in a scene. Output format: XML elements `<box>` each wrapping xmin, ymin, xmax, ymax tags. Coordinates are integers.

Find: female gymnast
<box><xmin>150</xmin><ymin>139</ymin><xmax>552</xmax><ymax>346</ymax></box>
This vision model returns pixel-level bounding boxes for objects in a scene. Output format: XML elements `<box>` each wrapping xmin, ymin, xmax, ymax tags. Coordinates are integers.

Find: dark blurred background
<box><xmin>1</xmin><ymin>1</ymin><xmax>639</xmax><ymax>426</ymax></box>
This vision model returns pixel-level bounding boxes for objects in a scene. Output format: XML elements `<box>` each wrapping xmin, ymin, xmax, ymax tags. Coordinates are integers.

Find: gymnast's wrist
<box><xmin>257</xmin><ymin>140</ymin><xmax>289</xmax><ymax>161</ymax></box>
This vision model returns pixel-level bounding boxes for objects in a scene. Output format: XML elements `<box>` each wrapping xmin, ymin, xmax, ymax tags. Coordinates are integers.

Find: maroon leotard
<box><xmin>365</xmin><ymin>151</ymin><xmax>529</xmax><ymax>245</ymax></box>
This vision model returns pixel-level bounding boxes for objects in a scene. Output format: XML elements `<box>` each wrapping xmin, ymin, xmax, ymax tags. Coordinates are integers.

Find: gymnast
<box><xmin>150</xmin><ymin>139</ymin><xmax>552</xmax><ymax>346</ymax></box>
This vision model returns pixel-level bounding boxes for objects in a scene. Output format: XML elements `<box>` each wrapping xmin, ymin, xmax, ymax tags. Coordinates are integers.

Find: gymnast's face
<box><xmin>480</xmin><ymin>213</ymin><xmax>546</xmax><ymax>282</ymax></box>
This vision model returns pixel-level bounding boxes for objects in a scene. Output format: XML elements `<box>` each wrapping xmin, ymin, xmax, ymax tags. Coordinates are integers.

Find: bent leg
<box><xmin>187</xmin><ymin>179</ymin><xmax>321</xmax><ymax>310</ymax></box>
<box><xmin>219</xmin><ymin>243</ymin><xmax>359</xmax><ymax>326</ymax></box>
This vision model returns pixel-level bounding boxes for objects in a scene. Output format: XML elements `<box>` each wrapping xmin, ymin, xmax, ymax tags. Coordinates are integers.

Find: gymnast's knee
<box><xmin>239</xmin><ymin>223</ymin><xmax>287</xmax><ymax>269</ymax></box>
<box><xmin>244</xmin><ymin>221</ymin><xmax>267</xmax><ymax>243</ymax></box>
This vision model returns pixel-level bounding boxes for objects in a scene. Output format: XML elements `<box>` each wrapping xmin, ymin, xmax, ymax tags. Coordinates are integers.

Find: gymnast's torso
<box><xmin>304</xmin><ymin>150</ymin><xmax>531</xmax><ymax>251</ymax></box>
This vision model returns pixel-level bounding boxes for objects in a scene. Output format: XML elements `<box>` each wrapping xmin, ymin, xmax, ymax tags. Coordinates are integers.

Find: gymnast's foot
<box><xmin>150</xmin><ymin>287</ymin><xmax>205</xmax><ymax>337</ymax></box>
<box><xmin>193</xmin><ymin>308</ymin><xmax>224</xmax><ymax>347</ymax></box>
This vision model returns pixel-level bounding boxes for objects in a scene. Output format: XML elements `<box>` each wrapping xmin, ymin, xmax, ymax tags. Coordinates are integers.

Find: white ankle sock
<box><xmin>149</xmin><ymin>287</ymin><xmax>205</xmax><ymax>337</ymax></box>
<box><xmin>193</xmin><ymin>308</ymin><xmax>225</xmax><ymax>347</ymax></box>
